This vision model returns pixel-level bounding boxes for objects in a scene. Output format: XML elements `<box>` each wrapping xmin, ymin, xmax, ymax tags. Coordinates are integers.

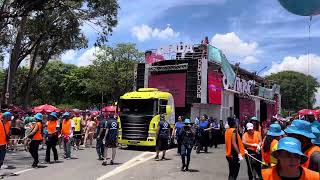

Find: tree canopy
<box><xmin>0</xmin><ymin>43</ymin><xmax>142</xmax><ymax>109</ymax></box>
<box><xmin>266</xmin><ymin>71</ymin><xmax>319</xmax><ymax>111</ymax></box>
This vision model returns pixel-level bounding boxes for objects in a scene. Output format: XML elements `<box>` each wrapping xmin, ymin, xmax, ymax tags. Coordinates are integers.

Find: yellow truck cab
<box><xmin>118</xmin><ymin>88</ymin><xmax>175</xmax><ymax>147</ymax></box>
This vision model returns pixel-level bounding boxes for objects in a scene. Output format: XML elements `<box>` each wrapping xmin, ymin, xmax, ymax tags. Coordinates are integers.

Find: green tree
<box><xmin>90</xmin><ymin>43</ymin><xmax>143</xmax><ymax>102</ymax></box>
<box><xmin>266</xmin><ymin>71</ymin><xmax>319</xmax><ymax>111</ymax></box>
<box><xmin>0</xmin><ymin>0</ymin><xmax>119</xmax><ymax>106</ymax></box>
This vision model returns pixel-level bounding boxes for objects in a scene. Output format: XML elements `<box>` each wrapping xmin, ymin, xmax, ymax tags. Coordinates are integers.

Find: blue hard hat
<box><xmin>267</xmin><ymin>124</ymin><xmax>285</xmax><ymax>137</ymax></box>
<box><xmin>184</xmin><ymin>119</ymin><xmax>191</xmax><ymax>124</ymax></box>
<box><xmin>311</xmin><ymin>126</ymin><xmax>320</xmax><ymax>145</ymax></box>
<box><xmin>34</xmin><ymin>113</ymin><xmax>43</xmax><ymax>121</ymax></box>
<box><xmin>250</xmin><ymin>116</ymin><xmax>259</xmax><ymax>121</ymax></box>
<box><xmin>49</xmin><ymin>112</ymin><xmax>58</xmax><ymax>119</ymax></box>
<box><xmin>2</xmin><ymin>112</ymin><xmax>12</xmax><ymax>119</ymax></box>
<box><xmin>284</xmin><ymin>119</ymin><xmax>316</xmax><ymax>139</ymax></box>
<box><xmin>62</xmin><ymin>112</ymin><xmax>70</xmax><ymax>118</ymax></box>
<box><xmin>272</xmin><ymin>137</ymin><xmax>308</xmax><ymax>164</ymax></box>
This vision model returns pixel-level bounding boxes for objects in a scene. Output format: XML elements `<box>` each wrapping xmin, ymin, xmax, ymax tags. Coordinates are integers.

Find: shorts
<box><xmin>156</xmin><ymin>138</ymin><xmax>168</xmax><ymax>151</ymax></box>
<box><xmin>11</xmin><ymin>128</ymin><xmax>21</xmax><ymax>136</ymax></box>
<box><xmin>105</xmin><ymin>140</ymin><xmax>117</xmax><ymax>148</ymax></box>
<box><xmin>74</xmin><ymin>131</ymin><xmax>82</xmax><ymax>140</ymax></box>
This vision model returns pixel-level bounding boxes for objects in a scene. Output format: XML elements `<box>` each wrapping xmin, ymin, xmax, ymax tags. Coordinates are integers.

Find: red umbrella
<box><xmin>101</xmin><ymin>106</ymin><xmax>117</xmax><ymax>112</ymax></box>
<box><xmin>33</xmin><ymin>104</ymin><xmax>60</xmax><ymax>113</ymax></box>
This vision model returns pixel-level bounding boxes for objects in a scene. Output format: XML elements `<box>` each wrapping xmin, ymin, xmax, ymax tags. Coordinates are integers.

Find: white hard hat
<box><xmin>246</xmin><ymin>123</ymin><xmax>254</xmax><ymax>130</ymax></box>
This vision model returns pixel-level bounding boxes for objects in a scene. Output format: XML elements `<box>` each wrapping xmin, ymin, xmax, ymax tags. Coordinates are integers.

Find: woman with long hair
<box><xmin>261</xmin><ymin>123</ymin><xmax>284</xmax><ymax>167</ymax></box>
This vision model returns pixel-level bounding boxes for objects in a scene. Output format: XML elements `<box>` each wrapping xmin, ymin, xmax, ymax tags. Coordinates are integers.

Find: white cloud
<box><xmin>61</xmin><ymin>50</ymin><xmax>77</xmax><ymax>63</ymax></box>
<box><xmin>210</xmin><ymin>32</ymin><xmax>260</xmax><ymax>65</ymax></box>
<box><xmin>243</xmin><ymin>56</ymin><xmax>260</xmax><ymax>64</ymax></box>
<box><xmin>131</xmin><ymin>24</ymin><xmax>179</xmax><ymax>41</ymax></box>
<box><xmin>263</xmin><ymin>54</ymin><xmax>320</xmax><ymax>77</ymax></box>
<box><xmin>77</xmin><ymin>47</ymin><xmax>101</xmax><ymax>66</ymax></box>
<box><xmin>211</xmin><ymin>32</ymin><xmax>258</xmax><ymax>57</ymax></box>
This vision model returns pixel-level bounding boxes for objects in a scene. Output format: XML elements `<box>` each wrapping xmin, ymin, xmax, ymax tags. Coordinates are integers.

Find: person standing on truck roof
<box><xmin>102</xmin><ymin>113</ymin><xmax>118</xmax><ymax>166</ymax></box>
<box><xmin>172</xmin><ymin>116</ymin><xmax>184</xmax><ymax>155</ymax></box>
<box><xmin>155</xmin><ymin>114</ymin><xmax>170</xmax><ymax>161</ymax></box>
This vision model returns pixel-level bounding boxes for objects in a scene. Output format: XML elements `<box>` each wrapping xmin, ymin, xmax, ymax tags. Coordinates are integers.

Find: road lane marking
<box><xmin>14</xmin><ymin>168</ymin><xmax>33</xmax><ymax>175</ymax></box>
<box><xmin>97</xmin><ymin>152</ymin><xmax>155</xmax><ymax>180</ymax></box>
<box><xmin>97</xmin><ymin>149</ymin><xmax>175</xmax><ymax>180</ymax></box>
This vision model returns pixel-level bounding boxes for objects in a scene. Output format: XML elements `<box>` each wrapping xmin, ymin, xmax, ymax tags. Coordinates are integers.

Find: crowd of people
<box><xmin>224</xmin><ymin>115</ymin><xmax>320</xmax><ymax>180</ymax></box>
<box><xmin>1</xmin><ymin>107</ymin><xmax>320</xmax><ymax>179</ymax></box>
<box><xmin>0</xmin><ymin>109</ymin><xmax>119</xmax><ymax>170</ymax></box>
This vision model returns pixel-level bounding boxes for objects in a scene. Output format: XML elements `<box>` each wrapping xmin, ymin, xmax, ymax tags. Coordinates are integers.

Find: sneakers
<box><xmin>161</xmin><ymin>157</ymin><xmax>167</xmax><ymax>161</ymax></box>
<box><xmin>98</xmin><ymin>157</ymin><xmax>104</xmax><ymax>161</ymax></box>
<box><xmin>102</xmin><ymin>161</ymin><xmax>108</xmax><ymax>166</ymax></box>
<box><xmin>181</xmin><ymin>165</ymin><xmax>186</xmax><ymax>172</ymax></box>
<box><xmin>31</xmin><ymin>164</ymin><xmax>38</xmax><ymax>168</ymax></box>
<box><xmin>154</xmin><ymin>156</ymin><xmax>159</xmax><ymax>161</ymax></box>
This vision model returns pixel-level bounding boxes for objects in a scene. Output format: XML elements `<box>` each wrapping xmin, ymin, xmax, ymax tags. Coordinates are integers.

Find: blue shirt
<box><xmin>199</xmin><ymin>121</ymin><xmax>209</xmax><ymax>130</ymax></box>
<box><xmin>175</xmin><ymin>121</ymin><xmax>184</xmax><ymax>136</ymax></box>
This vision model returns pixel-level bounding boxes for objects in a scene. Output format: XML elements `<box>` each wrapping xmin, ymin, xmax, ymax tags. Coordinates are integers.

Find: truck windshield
<box><xmin>120</xmin><ymin>99</ymin><xmax>157</xmax><ymax>115</ymax></box>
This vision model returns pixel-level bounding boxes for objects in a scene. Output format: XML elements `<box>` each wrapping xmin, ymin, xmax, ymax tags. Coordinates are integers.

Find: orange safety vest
<box><xmin>0</xmin><ymin>121</ymin><xmax>8</xmax><ymax>145</ymax></box>
<box><xmin>262</xmin><ymin>166</ymin><xmax>319</xmax><ymax>180</ymax></box>
<box><xmin>4</xmin><ymin>120</ymin><xmax>11</xmax><ymax>134</ymax></box>
<box><xmin>32</xmin><ymin>122</ymin><xmax>43</xmax><ymax>141</ymax></box>
<box><xmin>302</xmin><ymin>145</ymin><xmax>320</xmax><ymax>168</ymax></box>
<box><xmin>47</xmin><ymin>121</ymin><xmax>58</xmax><ymax>134</ymax></box>
<box><xmin>243</xmin><ymin>131</ymin><xmax>260</xmax><ymax>151</ymax></box>
<box><xmin>225</xmin><ymin>128</ymin><xmax>245</xmax><ymax>157</ymax></box>
<box><xmin>262</xmin><ymin>139</ymin><xmax>278</xmax><ymax>165</ymax></box>
<box><xmin>61</xmin><ymin>119</ymin><xmax>71</xmax><ymax>135</ymax></box>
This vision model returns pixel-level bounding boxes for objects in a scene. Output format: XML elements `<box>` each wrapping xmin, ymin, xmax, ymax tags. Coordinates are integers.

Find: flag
<box><xmin>208</xmin><ymin>45</ymin><xmax>236</xmax><ymax>88</ymax></box>
<box><xmin>220</xmin><ymin>52</ymin><xmax>236</xmax><ymax>88</ymax></box>
<box><xmin>208</xmin><ymin>45</ymin><xmax>222</xmax><ymax>63</ymax></box>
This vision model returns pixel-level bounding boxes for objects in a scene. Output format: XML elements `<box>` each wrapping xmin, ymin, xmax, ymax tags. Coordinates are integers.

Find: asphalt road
<box><xmin>0</xmin><ymin>144</ymin><xmax>248</xmax><ymax>180</ymax></box>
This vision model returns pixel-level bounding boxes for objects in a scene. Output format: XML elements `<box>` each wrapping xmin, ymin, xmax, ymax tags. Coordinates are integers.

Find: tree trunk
<box><xmin>22</xmin><ymin>44</ymin><xmax>39</xmax><ymax>108</ymax></box>
<box><xmin>2</xmin><ymin>16</ymin><xmax>27</xmax><ymax>105</ymax></box>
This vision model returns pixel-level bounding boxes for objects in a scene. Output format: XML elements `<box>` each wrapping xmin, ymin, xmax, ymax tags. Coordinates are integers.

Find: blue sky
<box><xmin>61</xmin><ymin>0</ymin><xmax>320</xmax><ymax>104</ymax></box>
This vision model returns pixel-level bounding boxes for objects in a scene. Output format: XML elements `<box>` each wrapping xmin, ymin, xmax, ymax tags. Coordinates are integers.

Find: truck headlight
<box><xmin>148</xmin><ymin>133</ymin><xmax>157</xmax><ymax>137</ymax></box>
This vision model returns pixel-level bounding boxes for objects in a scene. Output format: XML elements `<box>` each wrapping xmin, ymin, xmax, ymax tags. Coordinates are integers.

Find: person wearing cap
<box><xmin>0</xmin><ymin>112</ymin><xmax>12</xmax><ymax>169</ymax></box>
<box><xmin>61</xmin><ymin>112</ymin><xmax>75</xmax><ymax>160</ymax></box>
<box><xmin>242</xmin><ymin>122</ymin><xmax>262</xmax><ymax>180</ymax></box>
<box><xmin>26</xmin><ymin>113</ymin><xmax>43</xmax><ymax>168</ymax></box>
<box><xmin>96</xmin><ymin>114</ymin><xmax>106</xmax><ymax>161</ymax></box>
<box><xmin>23</xmin><ymin>112</ymin><xmax>35</xmax><ymax>151</ymax></box>
<box><xmin>154</xmin><ymin>114</ymin><xmax>170</xmax><ymax>161</ymax></box>
<box><xmin>262</xmin><ymin>137</ymin><xmax>319</xmax><ymax>180</ymax></box>
<box><xmin>225</xmin><ymin>117</ymin><xmax>245</xmax><ymax>180</ymax></box>
<box><xmin>44</xmin><ymin>112</ymin><xmax>59</xmax><ymax>163</ymax></box>
<box><xmin>102</xmin><ymin>113</ymin><xmax>118</xmax><ymax>166</ymax></box>
<box><xmin>285</xmin><ymin>119</ymin><xmax>320</xmax><ymax>172</ymax></box>
<box><xmin>180</xmin><ymin>118</ymin><xmax>195</xmax><ymax>172</ymax></box>
<box><xmin>261</xmin><ymin>123</ymin><xmax>284</xmax><ymax>167</ymax></box>
<box><xmin>72</xmin><ymin>112</ymin><xmax>82</xmax><ymax>150</ymax></box>
<box><xmin>309</xmin><ymin>127</ymin><xmax>320</xmax><ymax>172</ymax></box>
<box><xmin>250</xmin><ymin>116</ymin><xmax>261</xmax><ymax>134</ymax></box>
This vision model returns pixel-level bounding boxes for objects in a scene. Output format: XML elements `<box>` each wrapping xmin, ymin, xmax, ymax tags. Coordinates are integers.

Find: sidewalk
<box><xmin>109</xmin><ymin>145</ymin><xmax>248</xmax><ymax>180</ymax></box>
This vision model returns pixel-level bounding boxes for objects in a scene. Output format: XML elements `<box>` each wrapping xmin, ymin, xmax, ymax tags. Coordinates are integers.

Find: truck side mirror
<box><xmin>166</xmin><ymin>105</ymin><xmax>172</xmax><ymax>115</ymax></box>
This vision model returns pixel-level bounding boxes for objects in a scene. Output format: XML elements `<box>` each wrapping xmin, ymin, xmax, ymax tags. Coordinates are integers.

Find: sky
<box><xmin>60</xmin><ymin>0</ymin><xmax>320</xmax><ymax>106</ymax></box>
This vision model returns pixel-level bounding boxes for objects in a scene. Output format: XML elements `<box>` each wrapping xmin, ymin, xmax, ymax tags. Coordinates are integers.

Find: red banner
<box><xmin>239</xmin><ymin>98</ymin><xmax>256</xmax><ymax>121</ymax></box>
<box><xmin>145</xmin><ymin>52</ymin><xmax>165</xmax><ymax>64</ymax></box>
<box><xmin>148</xmin><ymin>73</ymin><xmax>186</xmax><ymax>107</ymax></box>
<box><xmin>208</xmin><ymin>69</ymin><xmax>222</xmax><ymax>105</ymax></box>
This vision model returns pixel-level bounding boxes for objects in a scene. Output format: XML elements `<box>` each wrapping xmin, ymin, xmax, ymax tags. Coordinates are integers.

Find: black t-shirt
<box><xmin>106</xmin><ymin>118</ymin><xmax>118</xmax><ymax>141</ymax></box>
<box><xmin>181</xmin><ymin>126</ymin><xmax>194</xmax><ymax>146</ymax></box>
<box><xmin>158</xmin><ymin>121</ymin><xmax>169</xmax><ymax>139</ymax></box>
<box><xmin>96</xmin><ymin>119</ymin><xmax>106</xmax><ymax>138</ymax></box>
